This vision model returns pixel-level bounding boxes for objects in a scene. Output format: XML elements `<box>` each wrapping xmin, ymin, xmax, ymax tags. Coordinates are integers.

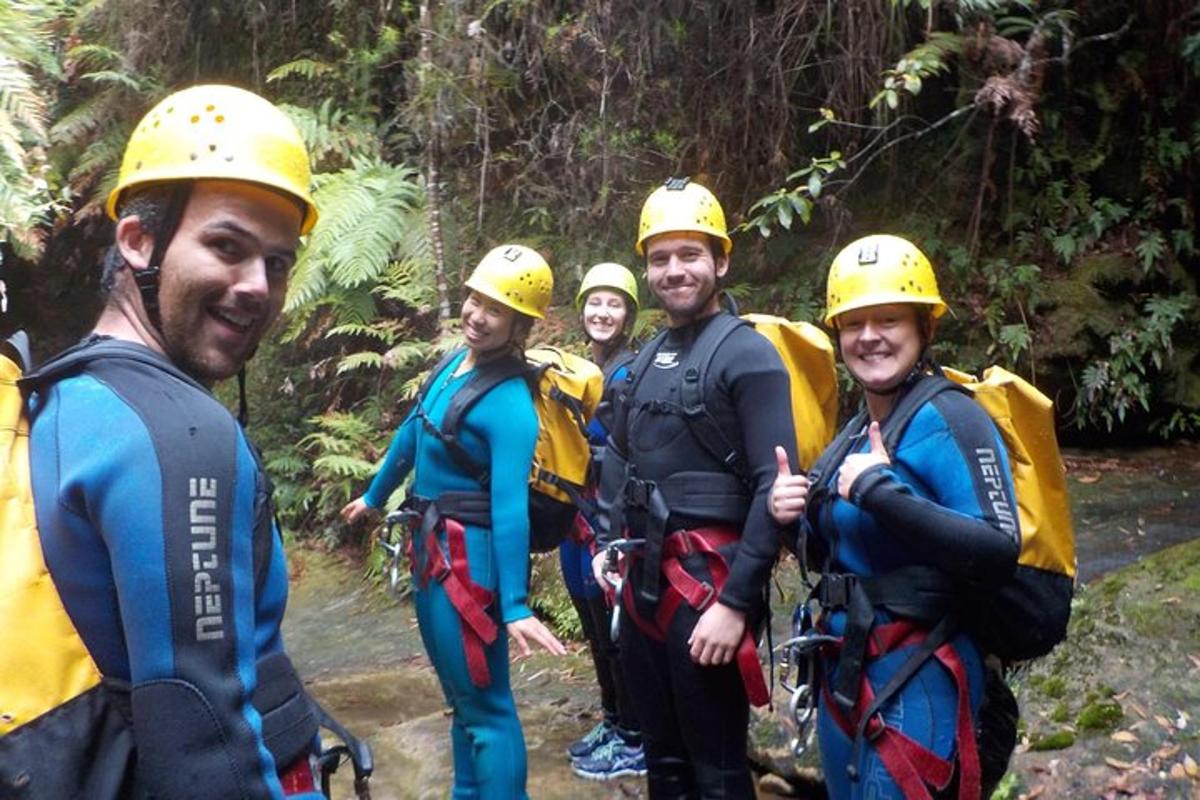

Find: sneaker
<box><xmin>566</xmin><ymin>720</ymin><xmax>616</xmax><ymax>760</ymax></box>
<box><xmin>571</xmin><ymin>738</ymin><xmax>648</xmax><ymax>781</ymax></box>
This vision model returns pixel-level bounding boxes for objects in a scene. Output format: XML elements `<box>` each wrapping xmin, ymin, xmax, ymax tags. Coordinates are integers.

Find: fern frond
<box><xmin>267</xmin><ymin>59</ymin><xmax>336</xmax><ymax>84</ymax></box>
<box><xmin>327</xmin><ymin>322</ymin><xmax>399</xmax><ymax>342</ymax></box>
<box><xmin>65</xmin><ymin>43</ymin><xmax>125</xmax><ymax>73</ymax></box>
<box><xmin>312</xmin><ymin>454</ymin><xmax>377</xmax><ymax>479</ymax></box>
<box><xmin>80</xmin><ymin>70</ymin><xmax>144</xmax><ymax>91</ymax></box>
<box><xmin>336</xmin><ymin>351</ymin><xmax>385</xmax><ymax>374</ymax></box>
<box><xmin>49</xmin><ymin>93</ymin><xmax>114</xmax><ymax>144</ymax></box>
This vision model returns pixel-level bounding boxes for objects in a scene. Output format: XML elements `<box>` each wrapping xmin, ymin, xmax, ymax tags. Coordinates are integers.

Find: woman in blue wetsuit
<box><xmin>562</xmin><ymin>263</ymin><xmax>647</xmax><ymax>781</ymax></box>
<box><xmin>342</xmin><ymin>244</ymin><xmax>566</xmax><ymax>799</ymax></box>
<box><xmin>770</xmin><ymin>235</ymin><xmax>1021</xmax><ymax>800</ymax></box>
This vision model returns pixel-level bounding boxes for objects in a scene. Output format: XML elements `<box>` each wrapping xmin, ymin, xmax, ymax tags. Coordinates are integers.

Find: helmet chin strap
<box><xmin>135</xmin><ymin>182</ymin><xmax>192</xmax><ymax>338</ymax></box>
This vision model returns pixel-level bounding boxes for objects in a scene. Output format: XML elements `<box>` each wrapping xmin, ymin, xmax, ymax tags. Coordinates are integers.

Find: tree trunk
<box><xmin>421</xmin><ymin>0</ymin><xmax>452</xmax><ymax>326</ymax></box>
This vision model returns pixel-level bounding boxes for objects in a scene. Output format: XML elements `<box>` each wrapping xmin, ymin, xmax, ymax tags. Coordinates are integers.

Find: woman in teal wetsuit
<box><xmin>770</xmin><ymin>235</ymin><xmax>1021</xmax><ymax>800</ymax></box>
<box><xmin>342</xmin><ymin>244</ymin><xmax>566</xmax><ymax>799</ymax></box>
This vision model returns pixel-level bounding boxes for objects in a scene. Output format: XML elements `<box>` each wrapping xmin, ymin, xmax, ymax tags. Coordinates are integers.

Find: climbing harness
<box><xmin>613</xmin><ymin>527</ymin><xmax>770</xmax><ymax>707</ymax></box>
<box><xmin>383</xmin><ymin>496</ymin><xmax>499</xmax><ymax>688</ymax></box>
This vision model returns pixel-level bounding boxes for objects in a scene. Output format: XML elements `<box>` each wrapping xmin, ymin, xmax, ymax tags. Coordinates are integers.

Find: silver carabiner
<box><xmin>378</xmin><ymin>510</ymin><xmax>421</xmax><ymax>597</ymax></box>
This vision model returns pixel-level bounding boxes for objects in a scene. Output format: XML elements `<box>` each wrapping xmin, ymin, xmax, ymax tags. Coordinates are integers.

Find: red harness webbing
<box><xmin>820</xmin><ymin>620</ymin><xmax>981</xmax><ymax>800</ymax></box>
<box><xmin>621</xmin><ymin>526</ymin><xmax>770</xmax><ymax>707</ymax></box>
<box><xmin>413</xmin><ymin>517</ymin><xmax>499</xmax><ymax>688</ymax></box>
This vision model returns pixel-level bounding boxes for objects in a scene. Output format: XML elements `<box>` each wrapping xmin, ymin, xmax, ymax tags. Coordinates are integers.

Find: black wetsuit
<box><xmin>597</xmin><ymin>312</ymin><xmax>797</xmax><ymax>799</ymax></box>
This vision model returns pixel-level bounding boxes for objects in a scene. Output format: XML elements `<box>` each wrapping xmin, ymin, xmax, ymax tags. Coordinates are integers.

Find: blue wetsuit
<box><xmin>558</xmin><ymin>356</ymin><xmax>641</xmax><ymax>740</ymax></box>
<box><xmin>362</xmin><ymin>350</ymin><xmax>538</xmax><ymax>799</ymax></box>
<box><xmin>28</xmin><ymin>339</ymin><xmax>321</xmax><ymax>800</ymax></box>
<box><xmin>809</xmin><ymin>381</ymin><xmax>1020</xmax><ymax>800</ymax></box>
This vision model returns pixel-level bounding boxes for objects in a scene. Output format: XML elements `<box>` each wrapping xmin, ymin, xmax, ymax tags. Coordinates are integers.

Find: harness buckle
<box><xmin>863</xmin><ymin>711</ymin><xmax>887</xmax><ymax>742</ymax></box>
<box><xmin>820</xmin><ymin>574</ymin><xmax>853</xmax><ymax>609</ymax></box>
<box><xmin>695</xmin><ymin>581</ymin><xmax>716</xmax><ymax>610</ymax></box>
<box><xmin>623</xmin><ymin>478</ymin><xmax>656</xmax><ymax>509</ymax></box>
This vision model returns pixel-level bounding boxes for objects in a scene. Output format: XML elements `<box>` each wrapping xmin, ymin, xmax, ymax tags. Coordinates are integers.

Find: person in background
<box><xmin>563</xmin><ymin>262</ymin><xmax>647</xmax><ymax>781</ymax></box>
<box><xmin>592</xmin><ymin>178</ymin><xmax>798</xmax><ymax>798</ymax></box>
<box><xmin>342</xmin><ymin>244</ymin><xmax>567</xmax><ymax>799</ymax></box>
<box><xmin>26</xmin><ymin>84</ymin><xmax>328</xmax><ymax>798</ymax></box>
<box><xmin>769</xmin><ymin>234</ymin><xmax>1021</xmax><ymax>800</ymax></box>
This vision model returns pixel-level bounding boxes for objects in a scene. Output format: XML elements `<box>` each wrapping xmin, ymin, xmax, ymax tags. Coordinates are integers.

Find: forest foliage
<box><xmin>3</xmin><ymin>1</ymin><xmax>1199</xmax><ymax>583</ymax></box>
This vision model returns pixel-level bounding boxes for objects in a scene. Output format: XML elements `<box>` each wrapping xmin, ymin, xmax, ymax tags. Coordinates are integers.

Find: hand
<box><xmin>592</xmin><ymin>550</ymin><xmax>621</xmax><ymax>589</ymax></box>
<box><xmin>768</xmin><ymin>445</ymin><xmax>810</xmax><ymax>525</ymax></box>
<box><xmin>687</xmin><ymin>602</ymin><xmax>746</xmax><ymax>666</ymax></box>
<box><xmin>508</xmin><ymin>615</ymin><xmax>568</xmax><ymax>657</ymax></box>
<box><xmin>837</xmin><ymin>421</ymin><xmax>891</xmax><ymax>501</ymax></box>
<box><xmin>340</xmin><ymin>496</ymin><xmax>373</xmax><ymax>524</ymax></box>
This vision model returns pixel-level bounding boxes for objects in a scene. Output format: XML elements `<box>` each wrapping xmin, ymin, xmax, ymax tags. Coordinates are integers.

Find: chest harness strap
<box><xmin>402</xmin><ymin>493</ymin><xmax>498</xmax><ymax>689</ymax></box>
<box><xmin>619</xmin><ymin>526</ymin><xmax>770</xmax><ymax>707</ymax></box>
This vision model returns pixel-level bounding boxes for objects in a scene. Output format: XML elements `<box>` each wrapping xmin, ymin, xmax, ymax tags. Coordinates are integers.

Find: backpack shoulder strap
<box><xmin>1</xmin><ymin>331</ymin><xmax>31</xmax><ymax>373</ymax></box>
<box><xmin>678</xmin><ymin>312</ymin><xmax>753</xmax><ymax>483</ymax></box>
<box><xmin>434</xmin><ymin>352</ymin><xmax>530</xmax><ymax>486</ymax></box>
<box><xmin>415</xmin><ymin>347</ymin><xmax>466</xmax><ymax>403</ymax></box>
<box><xmin>601</xmin><ymin>347</ymin><xmax>636</xmax><ymax>385</ymax></box>
<box><xmin>879</xmin><ymin>372</ymin><xmax>967</xmax><ymax>453</ymax></box>
<box><xmin>623</xmin><ymin>327</ymin><xmax>669</xmax><ymax>401</ymax></box>
<box><xmin>24</xmin><ymin>336</ymin><xmax>209</xmax><ymax>395</ymax></box>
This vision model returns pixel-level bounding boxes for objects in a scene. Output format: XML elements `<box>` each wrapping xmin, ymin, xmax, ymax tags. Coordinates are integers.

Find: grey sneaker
<box><xmin>566</xmin><ymin>720</ymin><xmax>617</xmax><ymax>760</ymax></box>
<box><xmin>571</xmin><ymin>739</ymin><xmax>648</xmax><ymax>781</ymax></box>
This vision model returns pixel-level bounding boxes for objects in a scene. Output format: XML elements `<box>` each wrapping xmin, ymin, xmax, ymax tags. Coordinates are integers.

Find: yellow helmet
<box><xmin>465</xmin><ymin>244</ymin><xmax>554</xmax><ymax>319</ymax></box>
<box><xmin>824</xmin><ymin>234</ymin><xmax>948</xmax><ymax>326</ymax></box>
<box><xmin>635</xmin><ymin>177</ymin><xmax>732</xmax><ymax>256</ymax></box>
<box><xmin>106</xmin><ymin>84</ymin><xmax>318</xmax><ymax>234</ymax></box>
<box><xmin>575</xmin><ymin>262</ymin><xmax>639</xmax><ymax>311</ymax></box>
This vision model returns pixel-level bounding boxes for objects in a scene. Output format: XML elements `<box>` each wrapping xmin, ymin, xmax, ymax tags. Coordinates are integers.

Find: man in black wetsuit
<box><xmin>592</xmin><ymin>177</ymin><xmax>798</xmax><ymax>798</ymax></box>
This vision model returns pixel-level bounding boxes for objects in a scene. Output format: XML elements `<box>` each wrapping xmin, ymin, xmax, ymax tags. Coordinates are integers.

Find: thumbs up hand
<box><xmin>837</xmin><ymin>421</ymin><xmax>891</xmax><ymax>501</ymax></box>
<box><xmin>768</xmin><ymin>445</ymin><xmax>810</xmax><ymax>525</ymax></box>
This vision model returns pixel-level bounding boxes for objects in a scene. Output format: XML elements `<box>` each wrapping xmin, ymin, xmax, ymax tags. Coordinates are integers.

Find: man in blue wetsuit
<box><xmin>24</xmin><ymin>85</ymin><xmax>328</xmax><ymax>799</ymax></box>
<box><xmin>592</xmin><ymin>179</ymin><xmax>799</xmax><ymax>799</ymax></box>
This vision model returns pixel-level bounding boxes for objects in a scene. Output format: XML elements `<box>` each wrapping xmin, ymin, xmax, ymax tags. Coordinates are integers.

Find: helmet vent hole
<box><xmin>206</xmin><ymin>104</ymin><xmax>215</xmax><ymax>112</ymax></box>
<box><xmin>190</xmin><ymin>114</ymin><xmax>200</xmax><ymax>124</ymax></box>
<box><xmin>189</xmin><ymin>153</ymin><xmax>198</xmax><ymax>161</ymax></box>
<box><xmin>209</xmin><ymin>144</ymin><xmax>217</xmax><ymax>152</ymax></box>
<box><xmin>224</xmin><ymin>154</ymin><xmax>234</xmax><ymax>162</ymax></box>
<box><xmin>215</xmin><ymin>115</ymin><xmax>225</xmax><ymax>123</ymax></box>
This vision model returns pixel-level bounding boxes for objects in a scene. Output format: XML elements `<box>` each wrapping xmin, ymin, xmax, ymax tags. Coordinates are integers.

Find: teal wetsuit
<box><xmin>363</xmin><ymin>350</ymin><xmax>537</xmax><ymax>799</ymax></box>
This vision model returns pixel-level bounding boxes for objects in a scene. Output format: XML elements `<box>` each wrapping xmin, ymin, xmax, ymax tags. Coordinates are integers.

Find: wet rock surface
<box><xmin>286</xmin><ymin>445</ymin><xmax>1200</xmax><ymax>799</ymax></box>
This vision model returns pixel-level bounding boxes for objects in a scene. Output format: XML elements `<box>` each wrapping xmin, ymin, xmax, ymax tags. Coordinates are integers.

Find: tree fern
<box><xmin>284</xmin><ymin>156</ymin><xmax>428</xmax><ymax>314</ymax></box>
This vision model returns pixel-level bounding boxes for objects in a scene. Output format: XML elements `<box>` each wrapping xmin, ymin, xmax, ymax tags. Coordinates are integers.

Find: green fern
<box><xmin>284</xmin><ymin>156</ymin><xmax>428</xmax><ymax>313</ymax></box>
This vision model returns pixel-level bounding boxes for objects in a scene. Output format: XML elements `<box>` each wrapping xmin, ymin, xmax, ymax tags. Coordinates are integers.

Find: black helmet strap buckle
<box><xmin>136</xmin><ymin>181</ymin><xmax>192</xmax><ymax>332</ymax></box>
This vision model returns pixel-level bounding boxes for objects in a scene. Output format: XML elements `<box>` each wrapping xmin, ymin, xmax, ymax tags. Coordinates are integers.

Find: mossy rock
<box><xmin>1028</xmin><ymin>729</ymin><xmax>1076</xmax><ymax>751</ymax></box>
<box><xmin>1076</xmin><ymin>699</ymin><xmax>1122</xmax><ymax>732</ymax></box>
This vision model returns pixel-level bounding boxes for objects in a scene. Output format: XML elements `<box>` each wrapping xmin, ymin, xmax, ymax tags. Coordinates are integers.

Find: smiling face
<box><xmin>461</xmin><ymin>290</ymin><xmax>520</xmax><ymax>354</ymax></box>
<box><xmin>581</xmin><ymin>288</ymin><xmax>630</xmax><ymax>345</ymax></box>
<box><xmin>644</xmin><ymin>231</ymin><xmax>728</xmax><ymax>326</ymax></box>
<box><xmin>153</xmin><ymin>180</ymin><xmax>301</xmax><ymax>384</ymax></box>
<box><xmin>837</xmin><ymin>303</ymin><xmax>926</xmax><ymax>397</ymax></box>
